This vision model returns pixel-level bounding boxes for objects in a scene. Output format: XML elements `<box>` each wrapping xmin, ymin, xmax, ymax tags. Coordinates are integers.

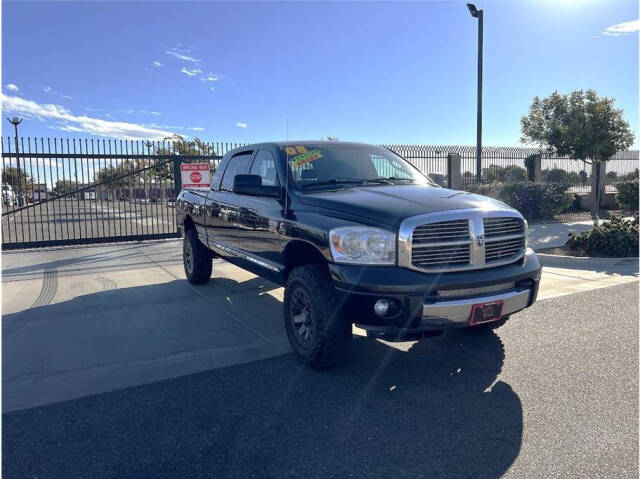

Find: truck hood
<box><xmin>297</xmin><ymin>185</ymin><xmax>514</xmax><ymax>227</ymax></box>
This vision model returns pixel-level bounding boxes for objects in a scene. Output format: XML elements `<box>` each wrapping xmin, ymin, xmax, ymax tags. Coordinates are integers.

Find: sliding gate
<box><xmin>1</xmin><ymin>137</ymin><xmax>241</xmax><ymax>250</ymax></box>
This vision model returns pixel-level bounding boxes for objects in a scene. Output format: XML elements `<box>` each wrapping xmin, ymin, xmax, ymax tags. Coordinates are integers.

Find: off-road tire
<box><xmin>183</xmin><ymin>228</ymin><xmax>212</xmax><ymax>284</ymax></box>
<box><xmin>468</xmin><ymin>315</ymin><xmax>509</xmax><ymax>333</ymax></box>
<box><xmin>284</xmin><ymin>264</ymin><xmax>352</xmax><ymax>369</ymax></box>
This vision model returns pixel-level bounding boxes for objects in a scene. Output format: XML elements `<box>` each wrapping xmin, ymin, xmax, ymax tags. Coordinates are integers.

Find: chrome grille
<box><xmin>412</xmin><ymin>219</ymin><xmax>470</xmax><ymax>244</ymax></box>
<box><xmin>411</xmin><ymin>220</ymin><xmax>472</xmax><ymax>269</ymax></box>
<box><xmin>400</xmin><ymin>210</ymin><xmax>528</xmax><ymax>273</ymax></box>
<box><xmin>483</xmin><ymin>217</ymin><xmax>524</xmax><ymax>238</ymax></box>
<box><xmin>412</xmin><ymin>243</ymin><xmax>471</xmax><ymax>269</ymax></box>
<box><xmin>485</xmin><ymin>237</ymin><xmax>526</xmax><ymax>263</ymax></box>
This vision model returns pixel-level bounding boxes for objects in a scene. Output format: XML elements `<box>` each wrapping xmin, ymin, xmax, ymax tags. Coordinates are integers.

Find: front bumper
<box><xmin>330</xmin><ymin>248</ymin><xmax>541</xmax><ymax>334</ymax></box>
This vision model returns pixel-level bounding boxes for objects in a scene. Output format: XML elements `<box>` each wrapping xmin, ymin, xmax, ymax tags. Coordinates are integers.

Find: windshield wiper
<box><xmin>300</xmin><ymin>178</ymin><xmax>366</xmax><ymax>189</ymax></box>
<box><xmin>300</xmin><ymin>177</ymin><xmax>410</xmax><ymax>189</ymax></box>
<box><xmin>382</xmin><ymin>177</ymin><xmax>418</xmax><ymax>183</ymax></box>
<box><xmin>362</xmin><ymin>178</ymin><xmax>394</xmax><ymax>185</ymax></box>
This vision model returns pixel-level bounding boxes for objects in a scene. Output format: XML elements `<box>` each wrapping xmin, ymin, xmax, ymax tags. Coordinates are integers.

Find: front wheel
<box><xmin>183</xmin><ymin>229</ymin><xmax>212</xmax><ymax>284</ymax></box>
<box><xmin>284</xmin><ymin>264</ymin><xmax>352</xmax><ymax>369</ymax></box>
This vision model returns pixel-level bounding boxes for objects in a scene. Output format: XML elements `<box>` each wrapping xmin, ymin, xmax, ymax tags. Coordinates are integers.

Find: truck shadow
<box><xmin>3</xmin><ymin>276</ymin><xmax>522</xmax><ymax>477</ymax></box>
<box><xmin>266</xmin><ymin>331</ymin><xmax>522</xmax><ymax>478</ymax></box>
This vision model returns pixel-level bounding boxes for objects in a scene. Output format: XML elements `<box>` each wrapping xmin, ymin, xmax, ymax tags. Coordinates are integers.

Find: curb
<box><xmin>537</xmin><ymin>253</ymin><xmax>638</xmax><ymax>271</ymax></box>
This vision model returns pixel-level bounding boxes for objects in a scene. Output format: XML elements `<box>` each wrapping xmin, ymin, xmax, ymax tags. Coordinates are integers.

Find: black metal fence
<box><xmin>383</xmin><ymin>144</ymin><xmax>639</xmax><ymax>190</ymax></box>
<box><xmin>1</xmin><ymin>138</ymin><xmax>243</xmax><ymax>249</ymax></box>
<box><xmin>384</xmin><ymin>144</ymin><xmax>639</xmax><ymax>222</ymax></box>
<box><xmin>2</xmin><ymin>138</ymin><xmax>639</xmax><ymax>249</ymax></box>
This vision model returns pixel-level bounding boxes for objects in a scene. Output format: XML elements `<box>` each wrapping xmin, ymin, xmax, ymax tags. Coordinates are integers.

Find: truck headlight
<box><xmin>329</xmin><ymin>227</ymin><xmax>396</xmax><ymax>265</ymax></box>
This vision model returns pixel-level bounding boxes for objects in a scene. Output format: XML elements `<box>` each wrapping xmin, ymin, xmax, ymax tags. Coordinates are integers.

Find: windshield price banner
<box><xmin>181</xmin><ymin>163</ymin><xmax>211</xmax><ymax>190</ymax></box>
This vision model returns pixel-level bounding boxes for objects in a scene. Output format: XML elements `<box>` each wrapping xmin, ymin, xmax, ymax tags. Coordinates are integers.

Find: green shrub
<box><xmin>498</xmin><ymin>181</ymin><xmax>574</xmax><ymax>220</ymax></box>
<box><xmin>465</xmin><ymin>181</ymin><xmax>574</xmax><ymax>220</ymax></box>
<box><xmin>505</xmin><ymin>166</ymin><xmax>527</xmax><ymax>183</ymax></box>
<box><xmin>567</xmin><ymin>214</ymin><xmax>639</xmax><ymax>257</ymax></box>
<box><xmin>545</xmin><ymin>168</ymin><xmax>569</xmax><ymax>184</ymax></box>
<box><xmin>465</xmin><ymin>181</ymin><xmax>502</xmax><ymax>199</ymax></box>
<box><xmin>616</xmin><ymin>179</ymin><xmax>639</xmax><ymax>211</ymax></box>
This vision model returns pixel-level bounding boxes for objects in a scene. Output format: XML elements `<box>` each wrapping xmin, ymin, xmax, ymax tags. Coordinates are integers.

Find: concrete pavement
<box><xmin>2</xmin><ymin>237</ymin><xmax>637</xmax><ymax>412</ymax></box>
<box><xmin>527</xmin><ymin>219</ymin><xmax>598</xmax><ymax>249</ymax></box>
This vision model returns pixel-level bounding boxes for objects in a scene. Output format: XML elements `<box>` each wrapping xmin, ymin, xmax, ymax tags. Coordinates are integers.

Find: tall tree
<box><xmin>521</xmin><ymin>89</ymin><xmax>635</xmax><ymax>223</ymax></box>
<box><xmin>53</xmin><ymin>179</ymin><xmax>78</xmax><ymax>195</ymax></box>
<box><xmin>150</xmin><ymin>134</ymin><xmax>218</xmax><ymax>183</ymax></box>
<box><xmin>2</xmin><ymin>166</ymin><xmax>32</xmax><ymax>194</ymax></box>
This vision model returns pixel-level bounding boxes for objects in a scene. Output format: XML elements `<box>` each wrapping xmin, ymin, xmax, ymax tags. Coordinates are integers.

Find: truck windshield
<box><xmin>281</xmin><ymin>144</ymin><xmax>432</xmax><ymax>189</ymax></box>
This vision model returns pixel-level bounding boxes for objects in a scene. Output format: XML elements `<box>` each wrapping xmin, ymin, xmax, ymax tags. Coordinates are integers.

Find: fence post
<box><xmin>173</xmin><ymin>158</ymin><xmax>182</xmax><ymax>198</ymax></box>
<box><xmin>533</xmin><ymin>155</ymin><xmax>542</xmax><ymax>183</ymax></box>
<box><xmin>447</xmin><ymin>153</ymin><xmax>462</xmax><ymax>190</ymax></box>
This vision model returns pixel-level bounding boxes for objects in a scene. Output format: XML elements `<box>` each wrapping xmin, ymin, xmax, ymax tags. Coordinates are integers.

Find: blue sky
<box><xmin>2</xmin><ymin>0</ymin><xmax>638</xmax><ymax>147</ymax></box>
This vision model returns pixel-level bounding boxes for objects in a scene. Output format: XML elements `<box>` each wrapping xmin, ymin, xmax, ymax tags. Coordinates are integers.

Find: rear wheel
<box><xmin>183</xmin><ymin>228</ymin><xmax>212</xmax><ymax>284</ymax></box>
<box><xmin>284</xmin><ymin>264</ymin><xmax>352</xmax><ymax>368</ymax></box>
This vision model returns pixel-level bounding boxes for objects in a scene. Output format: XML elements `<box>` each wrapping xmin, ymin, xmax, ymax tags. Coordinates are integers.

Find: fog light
<box><xmin>374</xmin><ymin>299</ymin><xmax>390</xmax><ymax>316</ymax></box>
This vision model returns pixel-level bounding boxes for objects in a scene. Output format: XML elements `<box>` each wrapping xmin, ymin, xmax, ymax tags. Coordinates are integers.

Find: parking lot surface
<box><xmin>3</xmin><ymin>239</ymin><xmax>638</xmax><ymax>412</ymax></box>
<box><xmin>3</xmin><ymin>283</ymin><xmax>638</xmax><ymax>478</ymax></box>
<box><xmin>2</xmin><ymin>198</ymin><xmax>175</xmax><ymax>245</ymax></box>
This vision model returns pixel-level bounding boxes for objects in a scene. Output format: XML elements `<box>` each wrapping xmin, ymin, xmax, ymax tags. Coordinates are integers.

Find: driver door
<box><xmin>234</xmin><ymin>149</ymin><xmax>285</xmax><ymax>269</ymax></box>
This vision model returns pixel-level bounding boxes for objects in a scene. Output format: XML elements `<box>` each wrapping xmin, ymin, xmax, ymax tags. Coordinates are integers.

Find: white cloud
<box><xmin>235</xmin><ymin>122</ymin><xmax>248</xmax><ymax>129</ymax></box>
<box><xmin>153</xmin><ymin>61</ymin><xmax>163</xmax><ymax>67</ymax></box>
<box><xmin>200</xmin><ymin>73</ymin><xmax>220</xmax><ymax>82</ymax></box>
<box><xmin>117</xmin><ymin>109</ymin><xmax>164</xmax><ymax>116</ymax></box>
<box><xmin>166</xmin><ymin>47</ymin><xmax>201</xmax><ymax>63</ymax></box>
<box><xmin>602</xmin><ymin>19</ymin><xmax>640</xmax><ymax>36</ymax></box>
<box><xmin>5</xmin><ymin>83</ymin><xmax>19</xmax><ymax>92</ymax></box>
<box><xmin>43</xmin><ymin>86</ymin><xmax>52</xmax><ymax>92</ymax></box>
<box><xmin>192</xmin><ymin>127</ymin><xmax>205</xmax><ymax>131</ymax></box>
<box><xmin>1</xmin><ymin>94</ymin><xmax>174</xmax><ymax>140</ymax></box>
<box><xmin>180</xmin><ymin>67</ymin><xmax>203</xmax><ymax>77</ymax></box>
<box><xmin>209</xmin><ymin>87</ymin><xmax>216</xmax><ymax>91</ymax></box>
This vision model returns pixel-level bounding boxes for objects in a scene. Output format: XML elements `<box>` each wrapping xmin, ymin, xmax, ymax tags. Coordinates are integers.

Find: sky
<box><xmin>1</xmin><ymin>0</ymin><xmax>639</xmax><ymax>148</ymax></box>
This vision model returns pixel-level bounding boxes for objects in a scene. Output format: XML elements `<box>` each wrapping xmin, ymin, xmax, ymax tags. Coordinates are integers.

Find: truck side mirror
<box><xmin>233</xmin><ymin>174</ymin><xmax>281</xmax><ymax>198</ymax></box>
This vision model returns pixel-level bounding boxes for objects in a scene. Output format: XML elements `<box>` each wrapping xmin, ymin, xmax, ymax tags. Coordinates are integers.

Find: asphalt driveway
<box><xmin>3</xmin><ymin>283</ymin><xmax>638</xmax><ymax>478</ymax></box>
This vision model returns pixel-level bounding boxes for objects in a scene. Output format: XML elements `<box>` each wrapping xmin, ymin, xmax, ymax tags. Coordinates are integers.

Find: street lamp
<box><xmin>6</xmin><ymin>117</ymin><xmax>24</xmax><ymax>201</ymax></box>
<box><xmin>467</xmin><ymin>3</ymin><xmax>483</xmax><ymax>183</ymax></box>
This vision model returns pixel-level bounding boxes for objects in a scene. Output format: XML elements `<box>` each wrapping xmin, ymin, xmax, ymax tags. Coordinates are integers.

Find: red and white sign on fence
<box><xmin>180</xmin><ymin>163</ymin><xmax>211</xmax><ymax>190</ymax></box>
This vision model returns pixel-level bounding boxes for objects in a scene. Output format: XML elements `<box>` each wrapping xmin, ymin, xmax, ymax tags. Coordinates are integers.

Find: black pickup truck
<box><xmin>176</xmin><ymin>141</ymin><xmax>541</xmax><ymax>368</ymax></box>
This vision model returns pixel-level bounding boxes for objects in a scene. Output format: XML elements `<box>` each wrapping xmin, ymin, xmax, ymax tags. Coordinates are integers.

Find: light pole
<box><xmin>6</xmin><ymin>117</ymin><xmax>23</xmax><ymax>202</ymax></box>
<box><xmin>467</xmin><ymin>3</ymin><xmax>483</xmax><ymax>183</ymax></box>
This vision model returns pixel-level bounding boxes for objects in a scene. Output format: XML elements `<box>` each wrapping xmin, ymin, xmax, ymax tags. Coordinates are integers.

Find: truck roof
<box><xmin>228</xmin><ymin>140</ymin><xmax>378</xmax><ymax>153</ymax></box>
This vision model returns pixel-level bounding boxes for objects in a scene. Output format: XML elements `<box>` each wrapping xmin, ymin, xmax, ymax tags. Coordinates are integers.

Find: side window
<box><xmin>249</xmin><ymin>150</ymin><xmax>280</xmax><ymax>187</ymax></box>
<box><xmin>210</xmin><ymin>158</ymin><xmax>224</xmax><ymax>190</ymax></box>
<box><xmin>220</xmin><ymin>152</ymin><xmax>252</xmax><ymax>191</ymax></box>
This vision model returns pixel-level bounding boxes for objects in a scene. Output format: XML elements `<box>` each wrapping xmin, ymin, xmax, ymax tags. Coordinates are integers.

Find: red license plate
<box><xmin>469</xmin><ymin>300</ymin><xmax>504</xmax><ymax>325</ymax></box>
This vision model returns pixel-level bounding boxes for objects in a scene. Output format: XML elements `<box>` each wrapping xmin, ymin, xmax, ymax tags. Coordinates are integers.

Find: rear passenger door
<box><xmin>204</xmin><ymin>151</ymin><xmax>253</xmax><ymax>253</ymax></box>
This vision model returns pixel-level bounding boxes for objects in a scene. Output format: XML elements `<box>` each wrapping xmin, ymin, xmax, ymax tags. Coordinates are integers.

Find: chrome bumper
<box><xmin>421</xmin><ymin>288</ymin><xmax>531</xmax><ymax>327</ymax></box>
